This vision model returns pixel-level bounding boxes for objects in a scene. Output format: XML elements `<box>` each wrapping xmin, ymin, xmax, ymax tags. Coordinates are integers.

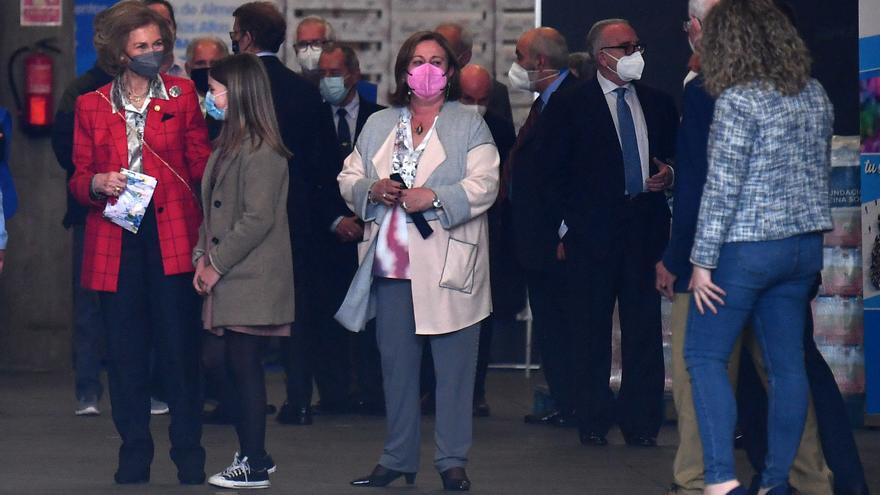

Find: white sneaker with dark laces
<box><xmin>150</xmin><ymin>398</ymin><xmax>169</xmax><ymax>415</ymax></box>
<box><xmin>208</xmin><ymin>453</ymin><xmax>270</xmax><ymax>489</ymax></box>
<box><xmin>75</xmin><ymin>399</ymin><xmax>100</xmax><ymax>416</ymax></box>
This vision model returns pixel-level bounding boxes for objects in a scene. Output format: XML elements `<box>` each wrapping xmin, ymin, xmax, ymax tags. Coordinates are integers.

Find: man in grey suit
<box><xmin>435</xmin><ymin>22</ymin><xmax>513</xmax><ymax>124</ymax></box>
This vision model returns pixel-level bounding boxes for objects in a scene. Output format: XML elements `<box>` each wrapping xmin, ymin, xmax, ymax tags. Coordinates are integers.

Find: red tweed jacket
<box><xmin>70</xmin><ymin>75</ymin><xmax>210</xmax><ymax>292</ymax></box>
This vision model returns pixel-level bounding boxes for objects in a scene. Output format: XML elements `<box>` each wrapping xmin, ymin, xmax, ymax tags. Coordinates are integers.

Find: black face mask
<box><xmin>190</xmin><ymin>68</ymin><xmax>209</xmax><ymax>94</ymax></box>
<box><xmin>231</xmin><ymin>40</ymin><xmax>240</xmax><ymax>54</ymax></box>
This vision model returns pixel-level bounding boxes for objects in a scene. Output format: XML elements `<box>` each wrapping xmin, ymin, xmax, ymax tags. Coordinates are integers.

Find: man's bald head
<box><xmin>514</xmin><ymin>27</ymin><xmax>568</xmax><ymax>93</ymax></box>
<box><xmin>516</xmin><ymin>27</ymin><xmax>568</xmax><ymax>70</ymax></box>
<box><xmin>435</xmin><ymin>22</ymin><xmax>473</xmax><ymax>65</ymax></box>
<box><xmin>459</xmin><ymin>64</ymin><xmax>493</xmax><ymax>107</ymax></box>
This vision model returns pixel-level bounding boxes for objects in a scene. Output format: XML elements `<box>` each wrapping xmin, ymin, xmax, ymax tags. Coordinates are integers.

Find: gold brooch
<box><xmin>169</xmin><ymin>85</ymin><xmax>181</xmax><ymax>97</ymax></box>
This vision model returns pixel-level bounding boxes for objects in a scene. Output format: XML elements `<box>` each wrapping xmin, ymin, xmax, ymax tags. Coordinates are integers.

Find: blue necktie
<box><xmin>614</xmin><ymin>87</ymin><xmax>643</xmax><ymax>195</ymax></box>
<box><xmin>337</xmin><ymin>108</ymin><xmax>352</xmax><ymax>156</ymax></box>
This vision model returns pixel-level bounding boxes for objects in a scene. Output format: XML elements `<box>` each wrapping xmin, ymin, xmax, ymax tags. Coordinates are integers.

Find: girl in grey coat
<box><xmin>192</xmin><ymin>54</ymin><xmax>293</xmax><ymax>490</ymax></box>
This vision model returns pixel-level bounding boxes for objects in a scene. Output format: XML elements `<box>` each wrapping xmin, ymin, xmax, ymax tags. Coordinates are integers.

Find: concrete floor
<box><xmin>1</xmin><ymin>370</ymin><xmax>877</xmax><ymax>495</ymax></box>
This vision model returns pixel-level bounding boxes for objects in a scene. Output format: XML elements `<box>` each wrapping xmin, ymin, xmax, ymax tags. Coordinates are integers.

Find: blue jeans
<box><xmin>685</xmin><ymin>233</ymin><xmax>822</xmax><ymax>488</ymax></box>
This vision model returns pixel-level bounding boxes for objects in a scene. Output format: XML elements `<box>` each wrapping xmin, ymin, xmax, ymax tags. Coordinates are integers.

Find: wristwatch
<box><xmin>432</xmin><ymin>192</ymin><xmax>443</xmax><ymax>209</ymax></box>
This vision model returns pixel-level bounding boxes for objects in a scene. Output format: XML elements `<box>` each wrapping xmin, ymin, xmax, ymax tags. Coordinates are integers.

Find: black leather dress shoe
<box><xmin>440</xmin><ymin>467</ymin><xmax>471</xmax><ymax>491</ymax></box>
<box><xmin>114</xmin><ymin>466</ymin><xmax>150</xmax><ymax>484</ymax></box>
<box><xmin>354</xmin><ymin>400</ymin><xmax>385</xmax><ymax>416</ymax></box>
<box><xmin>202</xmin><ymin>406</ymin><xmax>234</xmax><ymax>425</ymax></box>
<box><xmin>578</xmin><ymin>431</ymin><xmax>608</xmax><ymax>446</ymax></box>
<box><xmin>177</xmin><ymin>469</ymin><xmax>205</xmax><ymax>485</ymax></box>
<box><xmin>524</xmin><ymin>409</ymin><xmax>561</xmax><ymax>425</ymax></box>
<box><xmin>276</xmin><ymin>402</ymin><xmax>312</xmax><ymax>425</ymax></box>
<box><xmin>549</xmin><ymin>412</ymin><xmax>577</xmax><ymax>427</ymax></box>
<box><xmin>624</xmin><ymin>435</ymin><xmax>657</xmax><ymax>447</ymax></box>
<box><xmin>351</xmin><ymin>464</ymin><xmax>416</xmax><ymax>487</ymax></box>
<box><xmin>311</xmin><ymin>401</ymin><xmax>352</xmax><ymax>415</ymax></box>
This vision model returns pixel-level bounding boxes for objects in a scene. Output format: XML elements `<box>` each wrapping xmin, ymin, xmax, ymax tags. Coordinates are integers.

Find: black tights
<box><xmin>224</xmin><ymin>331</ymin><xmax>267</xmax><ymax>462</ymax></box>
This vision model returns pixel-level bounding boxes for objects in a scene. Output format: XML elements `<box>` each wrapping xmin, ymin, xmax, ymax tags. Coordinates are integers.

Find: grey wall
<box><xmin>0</xmin><ymin>1</ymin><xmax>76</xmax><ymax>370</ymax></box>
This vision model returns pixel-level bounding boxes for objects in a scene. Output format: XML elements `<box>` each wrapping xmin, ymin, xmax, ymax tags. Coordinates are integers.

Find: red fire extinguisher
<box><xmin>8</xmin><ymin>38</ymin><xmax>60</xmax><ymax>136</ymax></box>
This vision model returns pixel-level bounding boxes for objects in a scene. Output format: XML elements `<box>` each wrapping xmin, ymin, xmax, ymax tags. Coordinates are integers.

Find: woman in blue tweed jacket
<box><xmin>684</xmin><ymin>1</ymin><xmax>833</xmax><ymax>494</ymax></box>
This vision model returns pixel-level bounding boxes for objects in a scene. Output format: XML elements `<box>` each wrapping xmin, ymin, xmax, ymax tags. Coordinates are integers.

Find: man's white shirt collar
<box><xmin>332</xmin><ymin>91</ymin><xmax>360</xmax><ymax>117</ymax></box>
<box><xmin>597</xmin><ymin>71</ymin><xmax>633</xmax><ymax>96</ymax></box>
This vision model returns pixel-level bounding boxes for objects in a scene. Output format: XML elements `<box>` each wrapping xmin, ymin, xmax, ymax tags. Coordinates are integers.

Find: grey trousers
<box><xmin>374</xmin><ymin>278</ymin><xmax>480</xmax><ymax>473</ymax></box>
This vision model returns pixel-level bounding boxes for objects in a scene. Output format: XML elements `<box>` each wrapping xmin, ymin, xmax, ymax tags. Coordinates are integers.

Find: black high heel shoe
<box><xmin>350</xmin><ymin>464</ymin><xmax>416</xmax><ymax>487</ymax></box>
<box><xmin>440</xmin><ymin>467</ymin><xmax>471</xmax><ymax>491</ymax></box>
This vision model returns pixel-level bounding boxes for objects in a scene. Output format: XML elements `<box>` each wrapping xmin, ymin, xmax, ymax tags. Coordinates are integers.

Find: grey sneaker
<box><xmin>150</xmin><ymin>398</ymin><xmax>169</xmax><ymax>415</ymax></box>
<box><xmin>75</xmin><ymin>398</ymin><xmax>100</xmax><ymax>416</ymax></box>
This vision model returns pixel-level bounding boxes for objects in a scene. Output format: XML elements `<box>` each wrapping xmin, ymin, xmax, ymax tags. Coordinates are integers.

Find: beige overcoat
<box><xmin>192</xmin><ymin>139</ymin><xmax>295</xmax><ymax>328</ymax></box>
<box><xmin>336</xmin><ymin>102</ymin><xmax>499</xmax><ymax>335</ymax></box>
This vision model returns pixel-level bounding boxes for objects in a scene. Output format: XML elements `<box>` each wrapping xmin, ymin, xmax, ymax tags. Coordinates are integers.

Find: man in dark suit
<box><xmin>539</xmin><ymin>19</ymin><xmax>676</xmax><ymax>447</ymax></box>
<box><xmin>459</xmin><ymin>64</ymin><xmax>522</xmax><ymax>416</ymax></box>
<box><xmin>435</xmin><ymin>22</ymin><xmax>513</xmax><ymax>124</ymax></box>
<box><xmin>293</xmin><ymin>16</ymin><xmax>379</xmax><ymax>104</ymax></box>
<box><xmin>231</xmin><ymin>1</ymin><xmax>342</xmax><ymax>425</ymax></box>
<box><xmin>52</xmin><ymin>62</ymin><xmax>114</xmax><ymax>417</ymax></box>
<box><xmin>313</xmin><ymin>44</ymin><xmax>386</xmax><ymax>415</ymax></box>
<box><xmin>507</xmin><ymin>27</ymin><xmax>580</xmax><ymax>427</ymax></box>
<box><xmin>417</xmin><ymin>64</ymin><xmax>521</xmax><ymax>417</ymax></box>
<box><xmin>183</xmin><ymin>37</ymin><xmax>228</xmax><ymax>140</ymax></box>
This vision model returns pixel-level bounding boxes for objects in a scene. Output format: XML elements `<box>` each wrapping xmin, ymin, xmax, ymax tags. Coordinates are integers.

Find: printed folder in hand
<box><xmin>103</xmin><ymin>169</ymin><xmax>157</xmax><ymax>234</ymax></box>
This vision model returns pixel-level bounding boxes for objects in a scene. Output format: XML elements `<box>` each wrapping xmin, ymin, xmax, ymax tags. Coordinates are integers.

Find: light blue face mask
<box><xmin>205</xmin><ymin>90</ymin><xmax>227</xmax><ymax>120</ymax></box>
<box><xmin>319</xmin><ymin>76</ymin><xmax>349</xmax><ymax>105</ymax></box>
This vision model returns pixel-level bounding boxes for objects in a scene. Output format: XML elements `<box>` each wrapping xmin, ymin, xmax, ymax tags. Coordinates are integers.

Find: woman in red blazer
<box><xmin>69</xmin><ymin>2</ymin><xmax>210</xmax><ymax>486</ymax></box>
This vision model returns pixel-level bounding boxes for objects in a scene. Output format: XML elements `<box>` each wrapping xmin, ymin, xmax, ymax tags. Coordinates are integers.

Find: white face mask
<box><xmin>604</xmin><ymin>51</ymin><xmax>645</xmax><ymax>82</ymax></box>
<box><xmin>508</xmin><ymin>62</ymin><xmax>558</xmax><ymax>92</ymax></box>
<box><xmin>462</xmin><ymin>103</ymin><xmax>488</xmax><ymax>117</ymax></box>
<box><xmin>683</xmin><ymin>70</ymin><xmax>699</xmax><ymax>88</ymax></box>
<box><xmin>296</xmin><ymin>46</ymin><xmax>322</xmax><ymax>71</ymax></box>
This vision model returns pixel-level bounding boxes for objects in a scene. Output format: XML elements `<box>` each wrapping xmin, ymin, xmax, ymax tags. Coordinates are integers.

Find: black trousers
<box><xmin>527</xmin><ymin>263</ymin><xmax>578</xmax><ymax>413</ymax></box>
<box><xmin>737</xmin><ymin>299</ymin><xmax>869</xmax><ymax>494</ymax></box>
<box><xmin>99</xmin><ymin>209</ymin><xmax>204</xmax><ymax>474</ymax></box>
<box><xmin>570</xmin><ymin>214</ymin><xmax>665</xmax><ymax>438</ymax></box>
<box><xmin>354</xmin><ymin>321</ymin><xmax>385</xmax><ymax>409</ymax></box>
<box><xmin>474</xmin><ymin>314</ymin><xmax>495</xmax><ymax>401</ymax></box>
<box><xmin>283</xmin><ymin>238</ymin><xmax>373</xmax><ymax>409</ymax></box>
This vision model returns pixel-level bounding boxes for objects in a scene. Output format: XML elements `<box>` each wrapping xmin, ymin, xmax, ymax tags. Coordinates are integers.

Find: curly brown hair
<box><xmin>93</xmin><ymin>0</ymin><xmax>173</xmax><ymax>76</ymax></box>
<box><xmin>701</xmin><ymin>0</ymin><xmax>811</xmax><ymax>97</ymax></box>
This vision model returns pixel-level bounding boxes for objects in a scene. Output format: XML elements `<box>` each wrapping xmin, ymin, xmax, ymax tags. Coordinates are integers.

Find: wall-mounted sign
<box><xmin>21</xmin><ymin>0</ymin><xmax>62</xmax><ymax>27</ymax></box>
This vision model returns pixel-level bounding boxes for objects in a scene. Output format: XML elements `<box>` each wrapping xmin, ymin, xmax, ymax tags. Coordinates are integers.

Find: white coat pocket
<box><xmin>439</xmin><ymin>237</ymin><xmax>478</xmax><ymax>294</ymax></box>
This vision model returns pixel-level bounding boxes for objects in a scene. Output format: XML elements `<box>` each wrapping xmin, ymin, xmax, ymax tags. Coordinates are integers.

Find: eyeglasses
<box><xmin>229</xmin><ymin>30</ymin><xmax>241</xmax><ymax>40</ymax></box>
<box><xmin>600</xmin><ymin>43</ymin><xmax>646</xmax><ymax>56</ymax></box>
<box><xmin>294</xmin><ymin>40</ymin><xmax>330</xmax><ymax>51</ymax></box>
<box><xmin>682</xmin><ymin>17</ymin><xmax>703</xmax><ymax>33</ymax></box>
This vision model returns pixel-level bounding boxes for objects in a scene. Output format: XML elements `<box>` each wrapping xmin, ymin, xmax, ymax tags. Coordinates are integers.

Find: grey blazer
<box><xmin>193</xmin><ymin>138</ymin><xmax>295</xmax><ymax>328</ymax></box>
<box><xmin>691</xmin><ymin>79</ymin><xmax>834</xmax><ymax>268</ymax></box>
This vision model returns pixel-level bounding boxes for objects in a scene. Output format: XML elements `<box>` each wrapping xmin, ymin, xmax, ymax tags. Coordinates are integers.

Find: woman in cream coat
<box><xmin>337</xmin><ymin>31</ymin><xmax>499</xmax><ymax>492</ymax></box>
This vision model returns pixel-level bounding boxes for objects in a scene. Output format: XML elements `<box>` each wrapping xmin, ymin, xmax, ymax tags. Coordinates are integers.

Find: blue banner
<box><xmin>74</xmin><ymin>0</ymin><xmax>116</xmax><ymax>76</ymax></box>
<box><xmin>860</xmin><ymin>31</ymin><xmax>880</xmax><ymax>415</ymax></box>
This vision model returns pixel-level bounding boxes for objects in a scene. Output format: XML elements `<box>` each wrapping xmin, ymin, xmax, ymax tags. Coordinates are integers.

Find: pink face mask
<box><xmin>407</xmin><ymin>63</ymin><xmax>447</xmax><ymax>100</ymax></box>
